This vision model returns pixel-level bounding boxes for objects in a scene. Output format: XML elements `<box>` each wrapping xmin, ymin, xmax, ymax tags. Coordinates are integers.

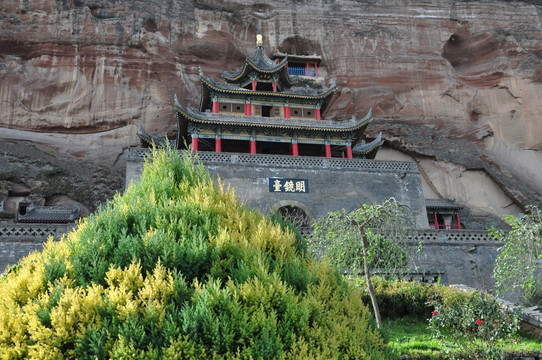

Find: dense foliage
<box><xmin>428</xmin><ymin>288</ymin><xmax>521</xmax><ymax>359</ymax></box>
<box><xmin>0</xmin><ymin>148</ymin><xmax>391</xmax><ymax>359</ymax></box>
<box><xmin>355</xmin><ymin>278</ymin><xmax>522</xmax><ymax>359</ymax></box>
<box><xmin>310</xmin><ymin>202</ymin><xmax>415</xmax><ymax>276</ymax></box>
<box><xmin>358</xmin><ymin>278</ymin><xmax>436</xmax><ymax>320</ymax></box>
<box><xmin>491</xmin><ymin>205</ymin><xmax>542</xmax><ymax>306</ymax></box>
<box><xmin>309</xmin><ymin>199</ymin><xmax>417</xmax><ymax>328</ymax></box>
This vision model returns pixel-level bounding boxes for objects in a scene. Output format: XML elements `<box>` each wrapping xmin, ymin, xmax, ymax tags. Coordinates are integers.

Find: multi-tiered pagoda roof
<box><xmin>140</xmin><ymin>34</ymin><xmax>383</xmax><ymax>158</ymax></box>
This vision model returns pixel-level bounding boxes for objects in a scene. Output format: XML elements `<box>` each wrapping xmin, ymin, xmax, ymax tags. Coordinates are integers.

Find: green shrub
<box><xmin>0</xmin><ymin>148</ymin><xmax>392</xmax><ymax>359</ymax></box>
<box><xmin>357</xmin><ymin>277</ymin><xmax>436</xmax><ymax>319</ymax></box>
<box><xmin>356</xmin><ymin>278</ymin><xmax>524</xmax><ymax>359</ymax></box>
<box><xmin>428</xmin><ymin>288</ymin><xmax>521</xmax><ymax>359</ymax></box>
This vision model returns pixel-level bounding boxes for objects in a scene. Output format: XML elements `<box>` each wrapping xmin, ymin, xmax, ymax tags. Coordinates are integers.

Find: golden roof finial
<box><xmin>256</xmin><ymin>34</ymin><xmax>263</xmax><ymax>45</ymax></box>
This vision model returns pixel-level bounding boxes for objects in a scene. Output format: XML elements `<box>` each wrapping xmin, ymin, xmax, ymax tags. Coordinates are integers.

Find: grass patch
<box><xmin>384</xmin><ymin>316</ymin><xmax>448</xmax><ymax>358</ymax></box>
<box><xmin>385</xmin><ymin>316</ymin><xmax>542</xmax><ymax>359</ymax></box>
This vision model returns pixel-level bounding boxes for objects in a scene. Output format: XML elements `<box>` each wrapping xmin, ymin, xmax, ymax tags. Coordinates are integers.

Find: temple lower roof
<box><xmin>178</xmin><ymin>104</ymin><xmax>372</xmax><ymax>132</ymax></box>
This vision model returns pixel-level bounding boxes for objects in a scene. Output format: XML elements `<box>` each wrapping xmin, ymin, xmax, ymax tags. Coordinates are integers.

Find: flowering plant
<box><xmin>428</xmin><ymin>289</ymin><xmax>520</xmax><ymax>359</ymax></box>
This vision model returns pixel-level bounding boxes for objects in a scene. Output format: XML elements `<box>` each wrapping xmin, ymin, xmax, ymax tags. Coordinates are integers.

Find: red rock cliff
<box><xmin>1</xmin><ymin>0</ymin><xmax>541</xmax><ymax>217</ymax></box>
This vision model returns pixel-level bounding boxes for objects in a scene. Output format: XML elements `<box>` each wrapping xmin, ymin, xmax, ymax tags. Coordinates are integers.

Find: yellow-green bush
<box><xmin>0</xmin><ymin>148</ymin><xmax>392</xmax><ymax>359</ymax></box>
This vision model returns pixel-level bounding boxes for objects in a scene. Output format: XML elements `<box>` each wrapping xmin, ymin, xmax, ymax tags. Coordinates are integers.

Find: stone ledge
<box><xmin>408</xmin><ymin>229</ymin><xmax>498</xmax><ymax>244</ymax></box>
<box><xmin>0</xmin><ymin>224</ymin><xmax>74</xmax><ymax>242</ymax></box>
<box><xmin>128</xmin><ymin>148</ymin><xmax>420</xmax><ymax>173</ymax></box>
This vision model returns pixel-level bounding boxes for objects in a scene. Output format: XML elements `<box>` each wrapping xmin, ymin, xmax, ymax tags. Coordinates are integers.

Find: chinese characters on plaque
<box><xmin>269</xmin><ymin>178</ymin><xmax>309</xmax><ymax>193</ymax></box>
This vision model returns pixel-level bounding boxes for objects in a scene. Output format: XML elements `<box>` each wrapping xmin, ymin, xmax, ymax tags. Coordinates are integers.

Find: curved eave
<box><xmin>199</xmin><ymin>79</ymin><xmax>212</xmax><ymax>112</ymax></box>
<box><xmin>222</xmin><ymin>62</ymin><xmax>250</xmax><ymax>82</ymax></box>
<box><xmin>137</xmin><ymin>127</ymin><xmax>174</xmax><ymax>148</ymax></box>
<box><xmin>222</xmin><ymin>58</ymin><xmax>290</xmax><ymax>83</ymax></box>
<box><xmin>137</xmin><ymin>127</ymin><xmax>155</xmax><ymax>147</ymax></box>
<box><xmin>247</xmin><ymin>56</ymin><xmax>289</xmax><ymax>75</ymax></box>
<box><xmin>277</xmin><ymin>64</ymin><xmax>295</xmax><ymax>88</ymax></box>
<box><xmin>352</xmin><ymin>133</ymin><xmax>384</xmax><ymax>155</ymax></box>
<box><xmin>201</xmin><ymin>74</ymin><xmax>337</xmax><ymax>103</ymax></box>
<box><xmin>176</xmin><ymin>105</ymin><xmax>373</xmax><ymax>133</ymax></box>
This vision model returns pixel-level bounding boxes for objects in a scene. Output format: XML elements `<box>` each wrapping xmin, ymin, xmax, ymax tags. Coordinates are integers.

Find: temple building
<box><xmin>140</xmin><ymin>34</ymin><xmax>383</xmax><ymax>159</ymax></box>
<box><xmin>133</xmin><ymin>35</ymin><xmax>428</xmax><ymax>228</ymax></box>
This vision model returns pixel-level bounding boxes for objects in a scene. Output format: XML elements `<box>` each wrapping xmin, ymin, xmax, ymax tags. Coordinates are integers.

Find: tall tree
<box><xmin>310</xmin><ymin>198</ymin><xmax>417</xmax><ymax>328</ymax></box>
<box><xmin>492</xmin><ymin>205</ymin><xmax>542</xmax><ymax>306</ymax></box>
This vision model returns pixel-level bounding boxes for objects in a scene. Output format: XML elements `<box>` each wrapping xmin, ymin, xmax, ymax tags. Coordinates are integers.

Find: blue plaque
<box><xmin>269</xmin><ymin>178</ymin><xmax>309</xmax><ymax>193</ymax></box>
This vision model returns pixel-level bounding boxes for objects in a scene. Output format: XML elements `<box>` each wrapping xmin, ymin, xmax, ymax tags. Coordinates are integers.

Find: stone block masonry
<box><xmin>0</xmin><ymin>223</ymin><xmax>74</xmax><ymax>273</ymax></box>
<box><xmin>407</xmin><ymin>230</ymin><xmax>500</xmax><ymax>290</ymax></box>
<box><xmin>127</xmin><ymin>149</ymin><xmax>429</xmax><ymax>228</ymax></box>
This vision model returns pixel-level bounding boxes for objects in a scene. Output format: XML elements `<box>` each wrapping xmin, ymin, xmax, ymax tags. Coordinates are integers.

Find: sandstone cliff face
<box><xmin>1</xmin><ymin>0</ymin><xmax>541</xmax><ymax>217</ymax></box>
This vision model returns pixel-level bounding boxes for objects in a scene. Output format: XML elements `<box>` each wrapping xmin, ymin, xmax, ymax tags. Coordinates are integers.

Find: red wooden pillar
<box><xmin>212</xmin><ymin>99</ymin><xmax>218</xmax><ymax>113</ymax></box>
<box><xmin>306</xmin><ymin>62</ymin><xmax>310</xmax><ymax>76</ymax></box>
<box><xmin>284</xmin><ymin>104</ymin><xmax>290</xmax><ymax>118</ymax></box>
<box><xmin>245</xmin><ymin>102</ymin><xmax>251</xmax><ymax>116</ymax></box>
<box><xmin>315</xmin><ymin>108</ymin><xmax>321</xmax><ymax>120</ymax></box>
<box><xmin>325</xmin><ymin>143</ymin><xmax>331</xmax><ymax>158</ymax></box>
<box><xmin>292</xmin><ymin>141</ymin><xmax>299</xmax><ymax>156</ymax></box>
<box><xmin>273</xmin><ymin>81</ymin><xmax>277</xmax><ymax>93</ymax></box>
<box><xmin>250</xmin><ymin>139</ymin><xmax>257</xmax><ymax>154</ymax></box>
<box><xmin>252</xmin><ymin>80</ymin><xmax>256</xmax><ymax>91</ymax></box>
<box><xmin>191</xmin><ymin>135</ymin><xmax>198</xmax><ymax>151</ymax></box>
<box><xmin>433</xmin><ymin>212</ymin><xmax>439</xmax><ymax>230</ymax></box>
<box><xmin>315</xmin><ymin>63</ymin><xmax>318</xmax><ymax>77</ymax></box>
<box><xmin>456</xmin><ymin>213</ymin><xmax>462</xmax><ymax>230</ymax></box>
<box><xmin>215</xmin><ymin>138</ymin><xmax>222</xmax><ymax>152</ymax></box>
<box><xmin>346</xmin><ymin>145</ymin><xmax>353</xmax><ymax>159</ymax></box>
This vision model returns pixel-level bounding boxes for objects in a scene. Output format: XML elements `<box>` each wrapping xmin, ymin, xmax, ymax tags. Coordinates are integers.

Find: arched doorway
<box><xmin>273</xmin><ymin>201</ymin><xmax>314</xmax><ymax>235</ymax></box>
<box><xmin>278</xmin><ymin>205</ymin><xmax>309</xmax><ymax>227</ymax></box>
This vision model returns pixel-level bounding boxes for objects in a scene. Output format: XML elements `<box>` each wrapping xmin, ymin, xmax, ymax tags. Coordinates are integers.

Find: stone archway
<box><xmin>272</xmin><ymin>200</ymin><xmax>314</xmax><ymax>232</ymax></box>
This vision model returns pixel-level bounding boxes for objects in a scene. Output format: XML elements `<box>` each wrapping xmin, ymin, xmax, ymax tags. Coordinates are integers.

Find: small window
<box><xmin>222</xmin><ymin>105</ymin><xmax>228</xmax><ymax>110</ymax></box>
<box><xmin>306</xmin><ymin>111</ymin><xmax>312</xmax><ymax>116</ymax></box>
<box><xmin>18</xmin><ymin>203</ymin><xmax>28</xmax><ymax>216</ymax></box>
<box><xmin>293</xmin><ymin>110</ymin><xmax>299</xmax><ymax>115</ymax></box>
<box><xmin>236</xmin><ymin>106</ymin><xmax>242</xmax><ymax>111</ymax></box>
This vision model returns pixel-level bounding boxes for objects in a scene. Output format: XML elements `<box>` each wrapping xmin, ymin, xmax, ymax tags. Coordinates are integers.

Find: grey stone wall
<box><xmin>0</xmin><ymin>241</ymin><xmax>44</xmax><ymax>273</ymax></box>
<box><xmin>127</xmin><ymin>149</ymin><xmax>430</xmax><ymax>227</ymax></box>
<box><xmin>0</xmin><ymin>223</ymin><xmax>74</xmax><ymax>272</ymax></box>
<box><xmin>408</xmin><ymin>230</ymin><xmax>500</xmax><ymax>290</ymax></box>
